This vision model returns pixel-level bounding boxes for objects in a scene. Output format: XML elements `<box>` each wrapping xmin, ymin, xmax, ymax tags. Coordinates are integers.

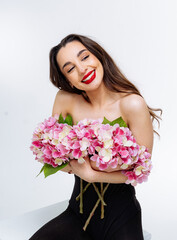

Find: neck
<box><xmin>85</xmin><ymin>83</ymin><xmax>121</xmax><ymax>110</ymax></box>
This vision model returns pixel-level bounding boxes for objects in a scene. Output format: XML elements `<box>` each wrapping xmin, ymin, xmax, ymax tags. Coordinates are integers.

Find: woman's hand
<box><xmin>69</xmin><ymin>156</ymin><xmax>96</xmax><ymax>182</ymax></box>
<box><xmin>59</xmin><ymin>164</ymin><xmax>73</xmax><ymax>174</ymax></box>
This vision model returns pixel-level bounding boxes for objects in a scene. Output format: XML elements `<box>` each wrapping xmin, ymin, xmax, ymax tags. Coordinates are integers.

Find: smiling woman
<box><xmin>55</xmin><ymin>40</ymin><xmax>104</xmax><ymax>92</ymax></box>
<box><xmin>29</xmin><ymin>34</ymin><xmax>162</xmax><ymax>240</ymax></box>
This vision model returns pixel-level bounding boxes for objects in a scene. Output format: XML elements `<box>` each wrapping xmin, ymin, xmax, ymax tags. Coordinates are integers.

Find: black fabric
<box><xmin>29</xmin><ymin>206</ymin><xmax>92</xmax><ymax>240</ymax></box>
<box><xmin>30</xmin><ymin>175</ymin><xmax>144</xmax><ymax>240</ymax></box>
<box><xmin>110</xmin><ymin>210</ymin><xmax>144</xmax><ymax>240</ymax></box>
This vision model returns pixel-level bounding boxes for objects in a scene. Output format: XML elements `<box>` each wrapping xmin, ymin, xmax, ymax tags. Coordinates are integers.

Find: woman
<box><xmin>30</xmin><ymin>34</ymin><xmax>162</xmax><ymax>240</ymax></box>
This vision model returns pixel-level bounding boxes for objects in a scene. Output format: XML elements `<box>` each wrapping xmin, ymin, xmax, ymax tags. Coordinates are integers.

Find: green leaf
<box><xmin>64</xmin><ymin>114</ymin><xmax>73</xmax><ymax>126</ymax></box>
<box><xmin>102</xmin><ymin>116</ymin><xmax>127</xmax><ymax>127</ymax></box>
<box><xmin>110</xmin><ymin>116</ymin><xmax>128</xmax><ymax>127</ymax></box>
<box><xmin>36</xmin><ymin>165</ymin><xmax>45</xmax><ymax>178</ymax></box>
<box><xmin>58</xmin><ymin>113</ymin><xmax>64</xmax><ymax>123</ymax></box>
<box><xmin>102</xmin><ymin>117</ymin><xmax>111</xmax><ymax>125</ymax></box>
<box><xmin>58</xmin><ymin>113</ymin><xmax>73</xmax><ymax>126</ymax></box>
<box><xmin>43</xmin><ymin>162</ymin><xmax>68</xmax><ymax>178</ymax></box>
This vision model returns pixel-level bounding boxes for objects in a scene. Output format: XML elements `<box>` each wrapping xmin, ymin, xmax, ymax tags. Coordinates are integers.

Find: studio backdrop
<box><xmin>0</xmin><ymin>1</ymin><xmax>177</xmax><ymax>239</ymax></box>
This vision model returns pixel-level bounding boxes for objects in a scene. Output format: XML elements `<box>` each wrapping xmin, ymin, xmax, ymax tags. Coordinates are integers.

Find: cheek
<box><xmin>60</xmin><ymin>71</ymin><xmax>74</xmax><ymax>85</ymax></box>
<box><xmin>92</xmin><ymin>57</ymin><xmax>103</xmax><ymax>72</ymax></box>
<box><xmin>91</xmin><ymin>56</ymin><xmax>100</xmax><ymax>66</ymax></box>
<box><xmin>67</xmin><ymin>73</ymin><xmax>78</xmax><ymax>84</ymax></box>
<box><xmin>98</xmin><ymin>62</ymin><xmax>104</xmax><ymax>76</ymax></box>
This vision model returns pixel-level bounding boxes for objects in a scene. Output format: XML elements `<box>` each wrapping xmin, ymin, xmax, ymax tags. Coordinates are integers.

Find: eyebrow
<box><xmin>62</xmin><ymin>49</ymin><xmax>87</xmax><ymax>70</ymax></box>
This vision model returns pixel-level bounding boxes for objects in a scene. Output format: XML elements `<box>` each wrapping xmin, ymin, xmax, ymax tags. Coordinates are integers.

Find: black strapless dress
<box><xmin>29</xmin><ymin>175</ymin><xmax>144</xmax><ymax>240</ymax></box>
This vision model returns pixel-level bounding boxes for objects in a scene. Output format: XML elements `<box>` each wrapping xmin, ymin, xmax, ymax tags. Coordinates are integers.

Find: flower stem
<box><xmin>92</xmin><ymin>183</ymin><xmax>107</xmax><ymax>206</ymax></box>
<box><xmin>83</xmin><ymin>196</ymin><xmax>100</xmax><ymax>231</ymax></box>
<box><xmin>100</xmin><ymin>183</ymin><xmax>104</xmax><ymax>219</ymax></box>
<box><xmin>80</xmin><ymin>178</ymin><xmax>83</xmax><ymax>214</ymax></box>
<box><xmin>76</xmin><ymin>183</ymin><xmax>91</xmax><ymax>201</ymax></box>
<box><xmin>83</xmin><ymin>183</ymin><xmax>109</xmax><ymax>231</ymax></box>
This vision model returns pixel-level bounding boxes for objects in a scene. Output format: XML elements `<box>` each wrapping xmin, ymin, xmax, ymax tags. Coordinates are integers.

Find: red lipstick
<box><xmin>82</xmin><ymin>70</ymin><xmax>95</xmax><ymax>81</ymax></box>
<box><xmin>82</xmin><ymin>70</ymin><xmax>96</xmax><ymax>84</ymax></box>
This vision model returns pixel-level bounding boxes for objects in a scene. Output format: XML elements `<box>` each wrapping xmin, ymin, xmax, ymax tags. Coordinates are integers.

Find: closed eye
<box><xmin>82</xmin><ymin>55</ymin><xmax>89</xmax><ymax>61</ymax></box>
<box><xmin>67</xmin><ymin>66</ymin><xmax>75</xmax><ymax>73</ymax></box>
<box><xmin>67</xmin><ymin>55</ymin><xmax>89</xmax><ymax>73</ymax></box>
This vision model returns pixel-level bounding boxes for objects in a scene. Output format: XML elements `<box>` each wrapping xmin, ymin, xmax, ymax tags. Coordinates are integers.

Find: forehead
<box><xmin>56</xmin><ymin>41</ymin><xmax>87</xmax><ymax>67</ymax></box>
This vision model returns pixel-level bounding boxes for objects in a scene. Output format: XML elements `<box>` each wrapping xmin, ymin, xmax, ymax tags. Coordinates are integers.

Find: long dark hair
<box><xmin>49</xmin><ymin>34</ymin><xmax>162</xmax><ymax>136</ymax></box>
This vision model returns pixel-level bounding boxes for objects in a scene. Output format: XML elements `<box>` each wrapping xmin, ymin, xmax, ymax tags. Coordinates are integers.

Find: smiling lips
<box><xmin>81</xmin><ymin>70</ymin><xmax>96</xmax><ymax>84</ymax></box>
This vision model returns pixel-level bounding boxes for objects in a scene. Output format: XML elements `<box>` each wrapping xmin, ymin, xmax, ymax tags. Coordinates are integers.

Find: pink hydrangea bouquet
<box><xmin>30</xmin><ymin>114</ymin><xmax>152</xmax><ymax>186</ymax></box>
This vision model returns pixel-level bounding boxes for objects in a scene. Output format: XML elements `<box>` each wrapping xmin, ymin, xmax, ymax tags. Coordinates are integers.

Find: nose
<box><xmin>77</xmin><ymin>62</ymin><xmax>87</xmax><ymax>75</ymax></box>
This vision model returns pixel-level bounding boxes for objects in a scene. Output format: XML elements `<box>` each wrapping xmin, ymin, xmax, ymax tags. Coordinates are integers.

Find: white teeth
<box><xmin>82</xmin><ymin>71</ymin><xmax>95</xmax><ymax>82</ymax></box>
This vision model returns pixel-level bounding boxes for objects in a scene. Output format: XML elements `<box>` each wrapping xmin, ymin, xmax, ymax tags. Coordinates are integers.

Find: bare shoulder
<box><xmin>55</xmin><ymin>89</ymin><xmax>74</xmax><ymax>101</ymax></box>
<box><xmin>119</xmin><ymin>93</ymin><xmax>152</xmax><ymax>130</ymax></box>
<box><xmin>52</xmin><ymin>90</ymin><xmax>77</xmax><ymax>117</ymax></box>
<box><xmin>120</xmin><ymin>93</ymin><xmax>148</xmax><ymax>116</ymax></box>
<box><xmin>120</xmin><ymin>93</ymin><xmax>153</xmax><ymax>153</ymax></box>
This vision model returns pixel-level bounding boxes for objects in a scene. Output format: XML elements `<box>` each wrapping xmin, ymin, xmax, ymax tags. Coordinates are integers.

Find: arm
<box><xmin>70</xmin><ymin>94</ymin><xmax>154</xmax><ymax>183</ymax></box>
<box><xmin>69</xmin><ymin>156</ymin><xmax>128</xmax><ymax>183</ymax></box>
<box><xmin>120</xmin><ymin>94</ymin><xmax>154</xmax><ymax>155</ymax></box>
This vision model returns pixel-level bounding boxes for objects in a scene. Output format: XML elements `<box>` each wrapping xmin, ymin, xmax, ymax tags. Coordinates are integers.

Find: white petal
<box><xmin>121</xmin><ymin>164</ymin><xmax>129</xmax><ymax>169</ymax></box>
<box><xmin>123</xmin><ymin>138</ymin><xmax>133</xmax><ymax>147</ymax></box>
<box><xmin>78</xmin><ymin>158</ymin><xmax>85</xmax><ymax>164</ymax></box>
<box><xmin>55</xmin><ymin>158</ymin><xmax>63</xmax><ymax>165</ymax></box>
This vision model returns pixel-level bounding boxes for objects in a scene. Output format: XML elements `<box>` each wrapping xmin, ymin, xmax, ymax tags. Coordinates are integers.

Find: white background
<box><xmin>0</xmin><ymin>0</ymin><xmax>177</xmax><ymax>239</ymax></box>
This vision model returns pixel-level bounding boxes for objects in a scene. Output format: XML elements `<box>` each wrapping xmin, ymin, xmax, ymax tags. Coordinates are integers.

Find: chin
<box><xmin>85</xmin><ymin>82</ymin><xmax>103</xmax><ymax>92</ymax></box>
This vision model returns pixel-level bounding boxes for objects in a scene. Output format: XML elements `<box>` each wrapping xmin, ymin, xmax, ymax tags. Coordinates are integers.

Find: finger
<box><xmin>69</xmin><ymin>159</ymin><xmax>75</xmax><ymax>166</ymax></box>
<box><xmin>83</xmin><ymin>156</ymin><xmax>90</xmax><ymax>162</ymax></box>
<box><xmin>70</xmin><ymin>159</ymin><xmax>79</xmax><ymax>168</ymax></box>
<box><xmin>68</xmin><ymin>170</ymin><xmax>73</xmax><ymax>174</ymax></box>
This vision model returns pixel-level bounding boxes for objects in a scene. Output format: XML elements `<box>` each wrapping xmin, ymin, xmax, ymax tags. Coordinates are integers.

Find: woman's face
<box><xmin>56</xmin><ymin>41</ymin><xmax>104</xmax><ymax>91</ymax></box>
